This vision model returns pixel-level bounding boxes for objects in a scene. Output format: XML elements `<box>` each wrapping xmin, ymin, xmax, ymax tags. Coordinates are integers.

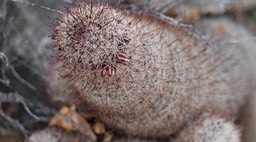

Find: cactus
<box><xmin>28</xmin><ymin>127</ymin><xmax>93</xmax><ymax>142</ymax></box>
<box><xmin>49</xmin><ymin>0</ymin><xmax>255</xmax><ymax>141</ymax></box>
<box><xmin>173</xmin><ymin>115</ymin><xmax>241</xmax><ymax>142</ymax></box>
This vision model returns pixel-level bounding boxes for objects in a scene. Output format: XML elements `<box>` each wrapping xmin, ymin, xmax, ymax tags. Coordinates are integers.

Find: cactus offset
<box><xmin>173</xmin><ymin>116</ymin><xmax>241</xmax><ymax>142</ymax></box>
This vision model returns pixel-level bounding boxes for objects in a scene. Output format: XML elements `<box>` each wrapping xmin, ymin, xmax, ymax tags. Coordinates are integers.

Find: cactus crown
<box><xmin>51</xmin><ymin>1</ymin><xmax>174</xmax><ymax>92</ymax></box>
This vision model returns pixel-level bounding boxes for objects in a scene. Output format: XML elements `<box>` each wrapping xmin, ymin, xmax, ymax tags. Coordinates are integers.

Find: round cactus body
<box><xmin>50</xmin><ymin>2</ymin><xmax>255</xmax><ymax>138</ymax></box>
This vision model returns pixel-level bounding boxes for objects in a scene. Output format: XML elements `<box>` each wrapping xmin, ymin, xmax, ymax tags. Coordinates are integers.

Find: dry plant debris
<box><xmin>49</xmin><ymin>105</ymin><xmax>96</xmax><ymax>141</ymax></box>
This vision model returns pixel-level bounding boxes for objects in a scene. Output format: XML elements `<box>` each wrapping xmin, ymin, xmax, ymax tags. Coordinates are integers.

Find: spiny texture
<box><xmin>173</xmin><ymin>116</ymin><xmax>241</xmax><ymax>142</ymax></box>
<box><xmin>50</xmin><ymin>2</ymin><xmax>255</xmax><ymax>138</ymax></box>
<box><xmin>28</xmin><ymin>127</ymin><xmax>92</xmax><ymax>142</ymax></box>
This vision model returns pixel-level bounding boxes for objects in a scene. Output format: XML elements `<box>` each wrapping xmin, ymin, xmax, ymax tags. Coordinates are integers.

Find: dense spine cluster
<box><xmin>51</xmin><ymin>2</ymin><xmax>144</xmax><ymax>90</ymax></box>
<box><xmin>174</xmin><ymin>116</ymin><xmax>241</xmax><ymax>142</ymax></box>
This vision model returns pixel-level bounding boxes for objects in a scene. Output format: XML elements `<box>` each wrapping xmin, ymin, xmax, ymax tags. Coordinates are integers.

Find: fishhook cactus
<box><xmin>48</xmin><ymin>1</ymin><xmax>256</xmax><ymax>141</ymax></box>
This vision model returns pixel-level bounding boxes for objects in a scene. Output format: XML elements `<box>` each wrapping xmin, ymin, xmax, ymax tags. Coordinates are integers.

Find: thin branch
<box><xmin>0</xmin><ymin>92</ymin><xmax>47</xmax><ymax>121</ymax></box>
<box><xmin>9</xmin><ymin>66</ymin><xmax>37</xmax><ymax>91</ymax></box>
<box><xmin>0</xmin><ymin>52</ymin><xmax>10</xmax><ymax>86</ymax></box>
<box><xmin>0</xmin><ymin>52</ymin><xmax>9</xmax><ymax>68</ymax></box>
<box><xmin>11</xmin><ymin>0</ymin><xmax>63</xmax><ymax>14</ymax></box>
<box><xmin>149</xmin><ymin>11</ymin><xmax>211</xmax><ymax>47</ymax></box>
<box><xmin>0</xmin><ymin>107</ymin><xmax>29</xmax><ymax>137</ymax></box>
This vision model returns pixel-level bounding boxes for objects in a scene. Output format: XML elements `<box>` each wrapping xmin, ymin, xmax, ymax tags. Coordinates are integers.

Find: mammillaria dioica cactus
<box><xmin>49</xmin><ymin>1</ymin><xmax>256</xmax><ymax>140</ymax></box>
